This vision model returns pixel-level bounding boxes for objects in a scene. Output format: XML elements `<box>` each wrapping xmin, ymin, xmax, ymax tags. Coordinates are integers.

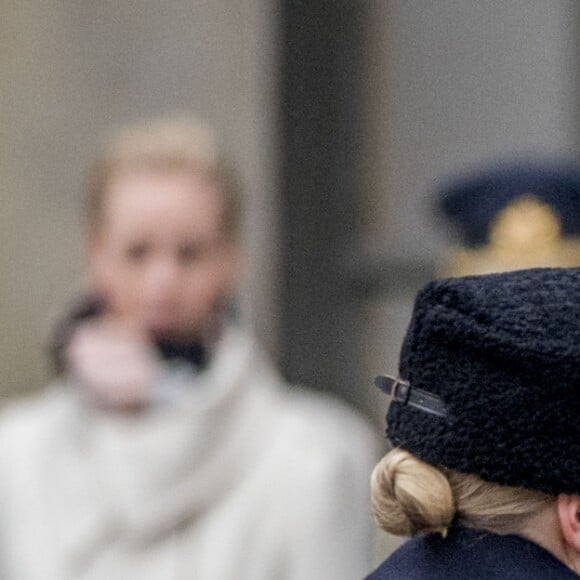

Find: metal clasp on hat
<box><xmin>374</xmin><ymin>375</ymin><xmax>410</xmax><ymax>403</ymax></box>
<box><xmin>374</xmin><ymin>375</ymin><xmax>448</xmax><ymax>418</ymax></box>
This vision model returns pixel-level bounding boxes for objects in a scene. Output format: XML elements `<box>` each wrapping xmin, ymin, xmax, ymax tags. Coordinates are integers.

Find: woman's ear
<box><xmin>222</xmin><ymin>241</ymin><xmax>243</xmax><ymax>292</ymax></box>
<box><xmin>85</xmin><ymin>227</ymin><xmax>100</xmax><ymax>271</ymax></box>
<box><xmin>557</xmin><ymin>494</ymin><xmax>580</xmax><ymax>552</ymax></box>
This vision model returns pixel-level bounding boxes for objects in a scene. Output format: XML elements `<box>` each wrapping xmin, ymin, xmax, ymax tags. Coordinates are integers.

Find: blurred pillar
<box><xmin>278</xmin><ymin>0</ymin><xmax>366</xmax><ymax>409</ymax></box>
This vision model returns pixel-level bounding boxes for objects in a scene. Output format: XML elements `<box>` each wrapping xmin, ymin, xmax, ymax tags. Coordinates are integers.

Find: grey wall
<box><xmin>0</xmin><ymin>1</ymin><xmax>279</xmax><ymax>398</ymax></box>
<box><xmin>359</xmin><ymin>0</ymin><xmax>580</xmax><ymax>426</ymax></box>
<box><xmin>2</xmin><ymin>0</ymin><xmax>579</xmax><ymax>417</ymax></box>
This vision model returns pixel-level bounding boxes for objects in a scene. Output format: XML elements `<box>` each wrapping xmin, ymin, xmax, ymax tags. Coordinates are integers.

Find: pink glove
<box><xmin>66</xmin><ymin>319</ymin><xmax>163</xmax><ymax>411</ymax></box>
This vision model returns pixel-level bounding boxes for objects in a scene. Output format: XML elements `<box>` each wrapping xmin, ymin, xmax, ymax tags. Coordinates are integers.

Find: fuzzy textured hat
<box><xmin>383</xmin><ymin>267</ymin><xmax>580</xmax><ymax>496</ymax></box>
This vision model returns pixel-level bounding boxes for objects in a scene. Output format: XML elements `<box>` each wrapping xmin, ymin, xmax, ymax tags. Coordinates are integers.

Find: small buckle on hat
<box><xmin>374</xmin><ymin>375</ymin><xmax>447</xmax><ymax>418</ymax></box>
<box><xmin>374</xmin><ymin>375</ymin><xmax>410</xmax><ymax>403</ymax></box>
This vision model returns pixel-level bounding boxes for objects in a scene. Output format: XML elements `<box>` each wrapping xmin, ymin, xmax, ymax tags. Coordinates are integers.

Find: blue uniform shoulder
<box><xmin>366</xmin><ymin>528</ymin><xmax>579</xmax><ymax>580</ymax></box>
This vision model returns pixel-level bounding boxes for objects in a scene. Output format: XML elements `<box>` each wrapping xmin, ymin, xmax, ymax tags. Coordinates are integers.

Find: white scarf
<box><xmin>47</xmin><ymin>327</ymin><xmax>284</xmax><ymax>564</ymax></box>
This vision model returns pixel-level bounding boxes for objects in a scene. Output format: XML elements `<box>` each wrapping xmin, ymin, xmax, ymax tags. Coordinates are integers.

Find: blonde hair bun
<box><xmin>371</xmin><ymin>448</ymin><xmax>455</xmax><ymax>537</ymax></box>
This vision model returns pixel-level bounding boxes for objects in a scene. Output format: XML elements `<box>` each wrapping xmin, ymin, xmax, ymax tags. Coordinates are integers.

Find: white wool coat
<box><xmin>0</xmin><ymin>327</ymin><xmax>380</xmax><ymax>580</ymax></box>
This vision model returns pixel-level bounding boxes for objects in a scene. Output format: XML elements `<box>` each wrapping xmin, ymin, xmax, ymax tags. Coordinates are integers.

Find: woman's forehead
<box><xmin>100</xmin><ymin>169</ymin><xmax>227</xmax><ymax>236</ymax></box>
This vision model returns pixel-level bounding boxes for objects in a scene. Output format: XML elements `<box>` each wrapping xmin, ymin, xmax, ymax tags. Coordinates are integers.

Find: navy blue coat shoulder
<box><xmin>366</xmin><ymin>528</ymin><xmax>579</xmax><ymax>579</ymax></box>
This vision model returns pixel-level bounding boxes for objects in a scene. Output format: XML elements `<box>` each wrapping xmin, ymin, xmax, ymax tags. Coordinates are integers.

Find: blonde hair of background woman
<box><xmin>85</xmin><ymin>116</ymin><xmax>242</xmax><ymax>240</ymax></box>
<box><xmin>371</xmin><ymin>448</ymin><xmax>554</xmax><ymax>538</ymax></box>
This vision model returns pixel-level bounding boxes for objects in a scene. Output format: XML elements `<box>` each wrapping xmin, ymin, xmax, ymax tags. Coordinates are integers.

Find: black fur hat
<box><xmin>383</xmin><ymin>267</ymin><xmax>580</xmax><ymax>495</ymax></box>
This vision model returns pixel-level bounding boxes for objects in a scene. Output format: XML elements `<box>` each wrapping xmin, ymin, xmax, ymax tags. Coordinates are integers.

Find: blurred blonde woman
<box><xmin>367</xmin><ymin>267</ymin><xmax>580</xmax><ymax>579</ymax></box>
<box><xmin>0</xmin><ymin>117</ymin><xmax>378</xmax><ymax>580</ymax></box>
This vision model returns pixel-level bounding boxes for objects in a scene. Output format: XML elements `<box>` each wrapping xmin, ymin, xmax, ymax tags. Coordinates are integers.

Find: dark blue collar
<box><xmin>366</xmin><ymin>527</ymin><xmax>579</xmax><ymax>579</ymax></box>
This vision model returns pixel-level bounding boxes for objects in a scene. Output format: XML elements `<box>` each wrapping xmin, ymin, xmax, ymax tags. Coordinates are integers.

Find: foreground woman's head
<box><xmin>372</xmin><ymin>267</ymin><xmax>580</xmax><ymax>573</ymax></box>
